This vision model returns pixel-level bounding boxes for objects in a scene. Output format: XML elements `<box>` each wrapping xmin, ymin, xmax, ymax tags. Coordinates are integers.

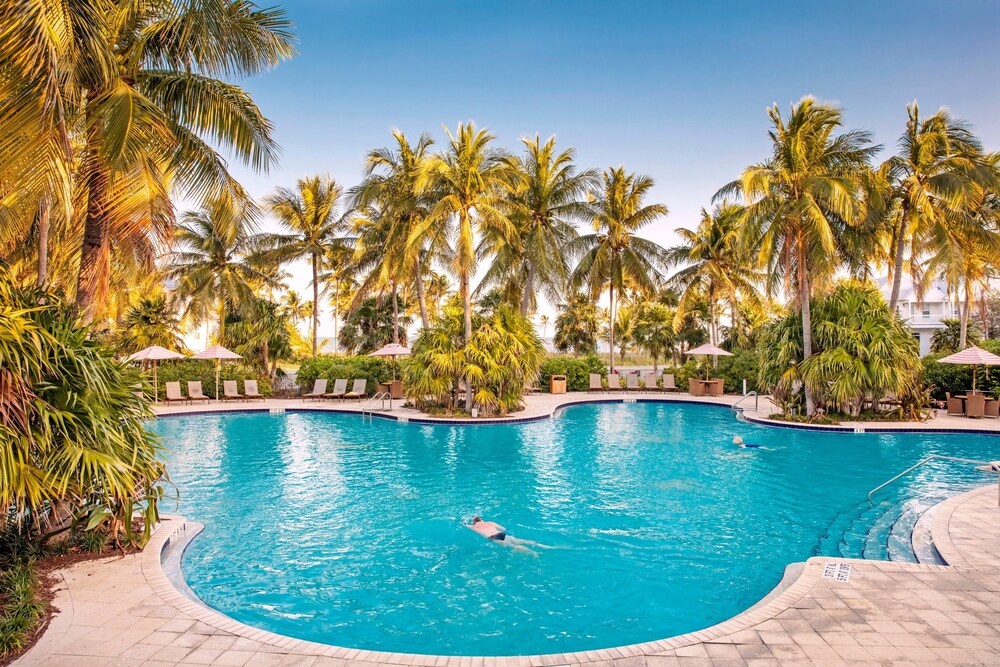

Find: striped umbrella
<box><xmin>938</xmin><ymin>346</ymin><xmax>1000</xmax><ymax>393</ymax></box>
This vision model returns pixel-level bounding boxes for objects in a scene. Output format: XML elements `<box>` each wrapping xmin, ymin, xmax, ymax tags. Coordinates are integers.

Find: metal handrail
<box><xmin>730</xmin><ymin>391</ymin><xmax>758</xmax><ymax>414</ymax></box>
<box><xmin>867</xmin><ymin>454</ymin><xmax>994</xmax><ymax>503</ymax></box>
<box><xmin>361</xmin><ymin>391</ymin><xmax>390</xmax><ymax>421</ymax></box>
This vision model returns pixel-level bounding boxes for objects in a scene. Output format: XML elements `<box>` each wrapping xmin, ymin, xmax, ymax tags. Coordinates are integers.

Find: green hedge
<box><xmin>538</xmin><ymin>354</ymin><xmax>607</xmax><ymax>392</ymax></box>
<box><xmin>151</xmin><ymin>360</ymin><xmax>273</xmax><ymax>400</ymax></box>
<box><xmin>713</xmin><ymin>348</ymin><xmax>762</xmax><ymax>394</ymax></box>
<box><xmin>296</xmin><ymin>355</ymin><xmax>393</xmax><ymax>394</ymax></box>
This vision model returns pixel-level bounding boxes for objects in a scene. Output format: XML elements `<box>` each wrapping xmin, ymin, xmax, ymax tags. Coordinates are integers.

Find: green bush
<box><xmin>296</xmin><ymin>355</ymin><xmax>393</xmax><ymax>394</ymax></box>
<box><xmin>154</xmin><ymin>360</ymin><xmax>273</xmax><ymax>399</ymax></box>
<box><xmin>713</xmin><ymin>348</ymin><xmax>761</xmax><ymax>394</ymax></box>
<box><xmin>659</xmin><ymin>359</ymin><xmax>701</xmax><ymax>390</ymax></box>
<box><xmin>0</xmin><ymin>563</ymin><xmax>45</xmax><ymax>658</ymax></box>
<box><xmin>538</xmin><ymin>353</ymin><xmax>607</xmax><ymax>392</ymax></box>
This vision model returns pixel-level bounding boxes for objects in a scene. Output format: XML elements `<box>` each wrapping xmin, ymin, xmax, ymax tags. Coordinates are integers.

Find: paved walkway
<box><xmin>13</xmin><ymin>483</ymin><xmax>1000</xmax><ymax>667</ymax></box>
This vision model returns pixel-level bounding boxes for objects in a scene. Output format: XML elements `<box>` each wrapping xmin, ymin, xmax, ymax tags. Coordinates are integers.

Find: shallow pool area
<box><xmin>151</xmin><ymin>402</ymin><xmax>1000</xmax><ymax>656</ymax></box>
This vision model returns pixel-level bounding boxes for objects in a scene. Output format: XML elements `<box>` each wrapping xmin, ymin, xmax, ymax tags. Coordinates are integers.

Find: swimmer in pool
<box><xmin>467</xmin><ymin>517</ymin><xmax>549</xmax><ymax>555</ymax></box>
<box><xmin>733</xmin><ymin>436</ymin><xmax>762</xmax><ymax>448</ymax></box>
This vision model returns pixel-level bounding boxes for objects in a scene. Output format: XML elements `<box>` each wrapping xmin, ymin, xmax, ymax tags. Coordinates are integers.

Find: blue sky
<box><xmin>223</xmin><ymin>0</ymin><xmax>1000</xmax><ymax>334</ymax></box>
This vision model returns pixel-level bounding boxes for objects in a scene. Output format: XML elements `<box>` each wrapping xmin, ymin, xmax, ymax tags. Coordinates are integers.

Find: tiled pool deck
<box><xmin>13</xmin><ymin>394</ymin><xmax>1000</xmax><ymax>666</ymax></box>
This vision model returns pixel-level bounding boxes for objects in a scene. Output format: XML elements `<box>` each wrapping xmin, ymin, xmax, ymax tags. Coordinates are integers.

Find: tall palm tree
<box><xmin>168</xmin><ymin>198</ymin><xmax>276</xmax><ymax>339</ymax></box>
<box><xmin>263</xmin><ymin>175</ymin><xmax>353</xmax><ymax>357</ymax></box>
<box><xmin>279</xmin><ymin>290</ymin><xmax>310</xmax><ymax>328</ymax></box>
<box><xmin>884</xmin><ymin>104</ymin><xmax>996</xmax><ymax>311</ymax></box>
<box><xmin>666</xmin><ymin>202</ymin><xmax>761</xmax><ymax>348</ymax></box>
<box><xmin>353</xmin><ymin>131</ymin><xmax>446</xmax><ymax>330</ymax></box>
<box><xmin>478</xmin><ymin>135</ymin><xmax>596</xmax><ymax>316</ymax></box>
<box><xmin>539</xmin><ymin>314</ymin><xmax>551</xmax><ymax>339</ymax></box>
<box><xmin>553</xmin><ymin>293</ymin><xmax>602</xmax><ymax>354</ymax></box>
<box><xmin>55</xmin><ymin>1</ymin><xmax>293</xmax><ymax>323</ymax></box>
<box><xmin>570</xmin><ymin>167</ymin><xmax>669</xmax><ymax>373</ymax></box>
<box><xmin>419</xmin><ymin>123</ymin><xmax>514</xmax><ymax>410</ymax></box>
<box><xmin>718</xmin><ymin>98</ymin><xmax>877</xmax><ymax>413</ymax></box>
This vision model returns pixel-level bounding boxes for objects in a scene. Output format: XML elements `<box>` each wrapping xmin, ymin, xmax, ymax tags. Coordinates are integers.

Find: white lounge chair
<box><xmin>302</xmin><ymin>379</ymin><xmax>327</xmax><ymax>401</ymax></box>
<box><xmin>588</xmin><ymin>373</ymin><xmax>604</xmax><ymax>393</ymax></box>
<box><xmin>187</xmin><ymin>381</ymin><xmax>211</xmax><ymax>403</ymax></box>
<box><xmin>164</xmin><ymin>381</ymin><xmax>187</xmax><ymax>404</ymax></box>
<box><xmin>343</xmin><ymin>379</ymin><xmax>368</xmax><ymax>401</ymax></box>
<box><xmin>222</xmin><ymin>380</ymin><xmax>244</xmax><ymax>401</ymax></box>
<box><xmin>244</xmin><ymin>379</ymin><xmax>265</xmax><ymax>400</ymax></box>
<box><xmin>324</xmin><ymin>378</ymin><xmax>349</xmax><ymax>400</ymax></box>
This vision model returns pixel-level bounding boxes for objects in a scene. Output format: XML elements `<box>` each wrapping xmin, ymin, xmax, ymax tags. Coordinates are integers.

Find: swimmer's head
<box><xmin>472</xmin><ymin>516</ymin><xmax>482</xmax><ymax>523</ymax></box>
<box><xmin>733</xmin><ymin>436</ymin><xmax>743</xmax><ymax>445</ymax></box>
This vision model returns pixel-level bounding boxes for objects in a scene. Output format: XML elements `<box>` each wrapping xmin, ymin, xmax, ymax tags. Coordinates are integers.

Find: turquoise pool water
<box><xmin>152</xmin><ymin>403</ymin><xmax>999</xmax><ymax>656</ymax></box>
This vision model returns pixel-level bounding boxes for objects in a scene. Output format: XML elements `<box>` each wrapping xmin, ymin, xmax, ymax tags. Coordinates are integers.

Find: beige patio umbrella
<box><xmin>192</xmin><ymin>345</ymin><xmax>243</xmax><ymax>400</ymax></box>
<box><xmin>126</xmin><ymin>345</ymin><xmax>186</xmax><ymax>403</ymax></box>
<box><xmin>369</xmin><ymin>343</ymin><xmax>411</xmax><ymax>380</ymax></box>
<box><xmin>938</xmin><ymin>345</ymin><xmax>1000</xmax><ymax>393</ymax></box>
<box><xmin>685</xmin><ymin>343</ymin><xmax>732</xmax><ymax>377</ymax></box>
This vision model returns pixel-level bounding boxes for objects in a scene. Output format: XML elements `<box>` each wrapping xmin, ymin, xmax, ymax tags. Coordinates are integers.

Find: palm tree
<box><xmin>478</xmin><ymin>135</ymin><xmax>596</xmax><ymax>316</ymax></box>
<box><xmin>883</xmin><ymin>104</ymin><xmax>996</xmax><ymax>311</ymax></box>
<box><xmin>718</xmin><ymin>98</ymin><xmax>877</xmax><ymax>413</ymax></box>
<box><xmin>666</xmin><ymin>202</ymin><xmax>761</xmax><ymax>348</ymax></box>
<box><xmin>263</xmin><ymin>175</ymin><xmax>353</xmax><ymax>357</ymax></box>
<box><xmin>420</xmin><ymin>123</ymin><xmax>514</xmax><ymax>410</ymax></box>
<box><xmin>353</xmin><ymin>131</ymin><xmax>446</xmax><ymax>330</ymax></box>
<box><xmin>279</xmin><ymin>290</ymin><xmax>310</xmax><ymax>329</ymax></box>
<box><xmin>425</xmin><ymin>272</ymin><xmax>452</xmax><ymax>318</ymax></box>
<box><xmin>168</xmin><ymin>198</ymin><xmax>276</xmax><ymax>339</ymax></box>
<box><xmin>554</xmin><ymin>293</ymin><xmax>602</xmax><ymax>354</ymax></box>
<box><xmin>53</xmin><ymin>2</ymin><xmax>294</xmax><ymax>323</ymax></box>
<box><xmin>116</xmin><ymin>296</ymin><xmax>185</xmax><ymax>356</ymax></box>
<box><xmin>571</xmin><ymin>167</ymin><xmax>669</xmax><ymax>373</ymax></box>
<box><xmin>539</xmin><ymin>314</ymin><xmax>551</xmax><ymax>339</ymax></box>
<box><xmin>632</xmin><ymin>301</ymin><xmax>676</xmax><ymax>373</ymax></box>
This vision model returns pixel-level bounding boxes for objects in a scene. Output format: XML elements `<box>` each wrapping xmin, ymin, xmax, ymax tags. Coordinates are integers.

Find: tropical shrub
<box><xmin>116</xmin><ymin>297</ymin><xmax>185</xmax><ymax>356</ymax></box>
<box><xmin>338</xmin><ymin>295</ymin><xmax>411</xmax><ymax>354</ymax></box>
<box><xmin>538</xmin><ymin>354</ymin><xmax>607</xmax><ymax>392</ymax></box>
<box><xmin>713</xmin><ymin>348</ymin><xmax>762</xmax><ymax>394</ymax></box>
<box><xmin>154</xmin><ymin>361</ymin><xmax>273</xmax><ymax>400</ymax></box>
<box><xmin>0</xmin><ymin>272</ymin><xmax>164</xmax><ymax>547</ymax></box>
<box><xmin>296</xmin><ymin>355</ymin><xmax>393</xmax><ymax>393</ymax></box>
<box><xmin>0</xmin><ymin>563</ymin><xmax>44</xmax><ymax>657</ymax></box>
<box><xmin>930</xmin><ymin>318</ymin><xmax>982</xmax><ymax>354</ymax></box>
<box><xmin>554</xmin><ymin>293</ymin><xmax>601</xmax><ymax>354</ymax></box>
<box><xmin>757</xmin><ymin>280</ymin><xmax>921</xmax><ymax>416</ymax></box>
<box><xmin>405</xmin><ymin>304</ymin><xmax>544</xmax><ymax>416</ymax></box>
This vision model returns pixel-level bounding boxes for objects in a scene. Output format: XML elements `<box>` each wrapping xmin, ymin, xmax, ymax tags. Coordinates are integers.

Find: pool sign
<box><xmin>823</xmin><ymin>562</ymin><xmax>852</xmax><ymax>582</ymax></box>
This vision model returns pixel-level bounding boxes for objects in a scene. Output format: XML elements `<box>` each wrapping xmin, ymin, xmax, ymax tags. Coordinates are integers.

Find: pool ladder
<box><xmin>867</xmin><ymin>454</ymin><xmax>999</xmax><ymax>504</ymax></box>
<box><xmin>361</xmin><ymin>391</ymin><xmax>391</xmax><ymax>422</ymax></box>
<box><xmin>730</xmin><ymin>391</ymin><xmax>758</xmax><ymax>415</ymax></box>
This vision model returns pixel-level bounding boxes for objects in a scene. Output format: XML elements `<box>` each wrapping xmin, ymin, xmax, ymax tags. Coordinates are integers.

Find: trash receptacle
<box><xmin>550</xmin><ymin>374</ymin><xmax>567</xmax><ymax>394</ymax></box>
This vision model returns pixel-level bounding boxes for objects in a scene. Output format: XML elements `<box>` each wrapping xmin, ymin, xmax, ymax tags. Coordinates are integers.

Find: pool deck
<box><xmin>13</xmin><ymin>395</ymin><xmax>1000</xmax><ymax>666</ymax></box>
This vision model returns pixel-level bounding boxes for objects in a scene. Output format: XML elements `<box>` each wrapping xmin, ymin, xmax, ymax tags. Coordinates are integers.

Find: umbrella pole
<box><xmin>153</xmin><ymin>361</ymin><xmax>158</xmax><ymax>403</ymax></box>
<box><xmin>974</xmin><ymin>365</ymin><xmax>978</xmax><ymax>394</ymax></box>
<box><xmin>215</xmin><ymin>360</ymin><xmax>221</xmax><ymax>401</ymax></box>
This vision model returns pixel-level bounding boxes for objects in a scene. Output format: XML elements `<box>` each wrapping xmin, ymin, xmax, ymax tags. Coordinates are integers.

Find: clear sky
<box><xmin>218</xmin><ymin>0</ymin><xmax>1000</xmax><ymax>338</ymax></box>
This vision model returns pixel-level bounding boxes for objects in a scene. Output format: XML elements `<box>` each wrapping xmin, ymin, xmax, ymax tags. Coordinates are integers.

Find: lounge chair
<box><xmin>343</xmin><ymin>379</ymin><xmax>368</xmax><ymax>401</ymax></box>
<box><xmin>625</xmin><ymin>373</ymin><xmax>640</xmax><ymax>393</ymax></box>
<box><xmin>643</xmin><ymin>372</ymin><xmax>658</xmax><ymax>392</ymax></box>
<box><xmin>588</xmin><ymin>373</ymin><xmax>604</xmax><ymax>393</ymax></box>
<box><xmin>966</xmin><ymin>394</ymin><xmax>986</xmax><ymax>419</ymax></box>
<box><xmin>662</xmin><ymin>373</ymin><xmax>679</xmax><ymax>392</ymax></box>
<box><xmin>222</xmin><ymin>380</ymin><xmax>244</xmax><ymax>401</ymax></box>
<box><xmin>302</xmin><ymin>378</ymin><xmax>327</xmax><ymax>401</ymax></box>
<box><xmin>244</xmin><ymin>379</ymin><xmax>265</xmax><ymax>401</ymax></box>
<box><xmin>946</xmin><ymin>392</ymin><xmax>964</xmax><ymax>416</ymax></box>
<box><xmin>187</xmin><ymin>381</ymin><xmax>211</xmax><ymax>404</ymax></box>
<box><xmin>688</xmin><ymin>378</ymin><xmax>705</xmax><ymax>397</ymax></box>
<box><xmin>607</xmin><ymin>372</ymin><xmax>623</xmax><ymax>392</ymax></box>
<box><xmin>986</xmin><ymin>398</ymin><xmax>999</xmax><ymax>419</ymax></box>
<box><xmin>323</xmin><ymin>378</ymin><xmax>349</xmax><ymax>400</ymax></box>
<box><xmin>164</xmin><ymin>381</ymin><xmax>187</xmax><ymax>404</ymax></box>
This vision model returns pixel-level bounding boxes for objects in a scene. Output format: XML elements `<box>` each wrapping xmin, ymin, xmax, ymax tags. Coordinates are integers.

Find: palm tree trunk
<box><xmin>392</xmin><ymin>282</ymin><xmax>400</xmax><ymax>344</ymax></box>
<box><xmin>415</xmin><ymin>256</ymin><xmax>429</xmax><ymax>329</ymax></box>
<box><xmin>888</xmin><ymin>204</ymin><xmax>909</xmax><ymax>311</ymax></box>
<box><xmin>217</xmin><ymin>300</ymin><xmax>226</xmax><ymax>340</ymax></box>
<box><xmin>798</xmin><ymin>238</ymin><xmax>815</xmax><ymax>415</ymax></box>
<box><xmin>608</xmin><ymin>281</ymin><xmax>616</xmax><ymax>374</ymax></box>
<box><xmin>311</xmin><ymin>253</ymin><xmax>319</xmax><ymax>357</ymax></box>
<box><xmin>37</xmin><ymin>194</ymin><xmax>50</xmax><ymax>287</ymax></box>
<box><xmin>960</xmin><ymin>279</ymin><xmax>971</xmax><ymax>349</ymax></box>
<box><xmin>520</xmin><ymin>264</ymin><xmax>535</xmax><ymax>317</ymax></box>
<box><xmin>333</xmin><ymin>280</ymin><xmax>339</xmax><ymax>354</ymax></box>
<box><xmin>461</xmin><ymin>268</ymin><xmax>473</xmax><ymax>411</ymax></box>
<box><xmin>75</xmin><ymin>163</ymin><xmax>109</xmax><ymax>325</ymax></box>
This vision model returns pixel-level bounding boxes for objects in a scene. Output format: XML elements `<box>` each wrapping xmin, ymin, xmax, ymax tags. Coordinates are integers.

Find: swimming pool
<box><xmin>152</xmin><ymin>402</ymin><xmax>999</xmax><ymax>656</ymax></box>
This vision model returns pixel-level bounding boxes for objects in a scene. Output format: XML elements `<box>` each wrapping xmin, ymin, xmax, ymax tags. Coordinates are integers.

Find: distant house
<box><xmin>877</xmin><ymin>277</ymin><xmax>959</xmax><ymax>356</ymax></box>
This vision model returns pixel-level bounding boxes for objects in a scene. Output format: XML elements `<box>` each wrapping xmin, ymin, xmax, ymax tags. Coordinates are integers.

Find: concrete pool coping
<box><xmin>14</xmin><ymin>398</ymin><xmax>1000</xmax><ymax>665</ymax></box>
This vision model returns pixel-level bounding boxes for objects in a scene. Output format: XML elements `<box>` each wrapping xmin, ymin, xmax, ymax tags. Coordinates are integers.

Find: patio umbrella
<box><xmin>369</xmin><ymin>343</ymin><xmax>411</xmax><ymax>380</ymax></box>
<box><xmin>685</xmin><ymin>343</ymin><xmax>732</xmax><ymax>377</ymax></box>
<box><xmin>938</xmin><ymin>345</ymin><xmax>1000</xmax><ymax>393</ymax></box>
<box><xmin>126</xmin><ymin>346</ymin><xmax>186</xmax><ymax>403</ymax></box>
<box><xmin>192</xmin><ymin>345</ymin><xmax>243</xmax><ymax>400</ymax></box>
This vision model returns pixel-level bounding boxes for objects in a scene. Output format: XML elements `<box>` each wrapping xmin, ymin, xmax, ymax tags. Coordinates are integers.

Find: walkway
<box><xmin>13</xmin><ymin>485</ymin><xmax>1000</xmax><ymax>666</ymax></box>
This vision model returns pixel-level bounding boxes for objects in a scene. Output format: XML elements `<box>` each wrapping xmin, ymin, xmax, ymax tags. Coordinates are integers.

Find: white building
<box><xmin>877</xmin><ymin>277</ymin><xmax>959</xmax><ymax>356</ymax></box>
